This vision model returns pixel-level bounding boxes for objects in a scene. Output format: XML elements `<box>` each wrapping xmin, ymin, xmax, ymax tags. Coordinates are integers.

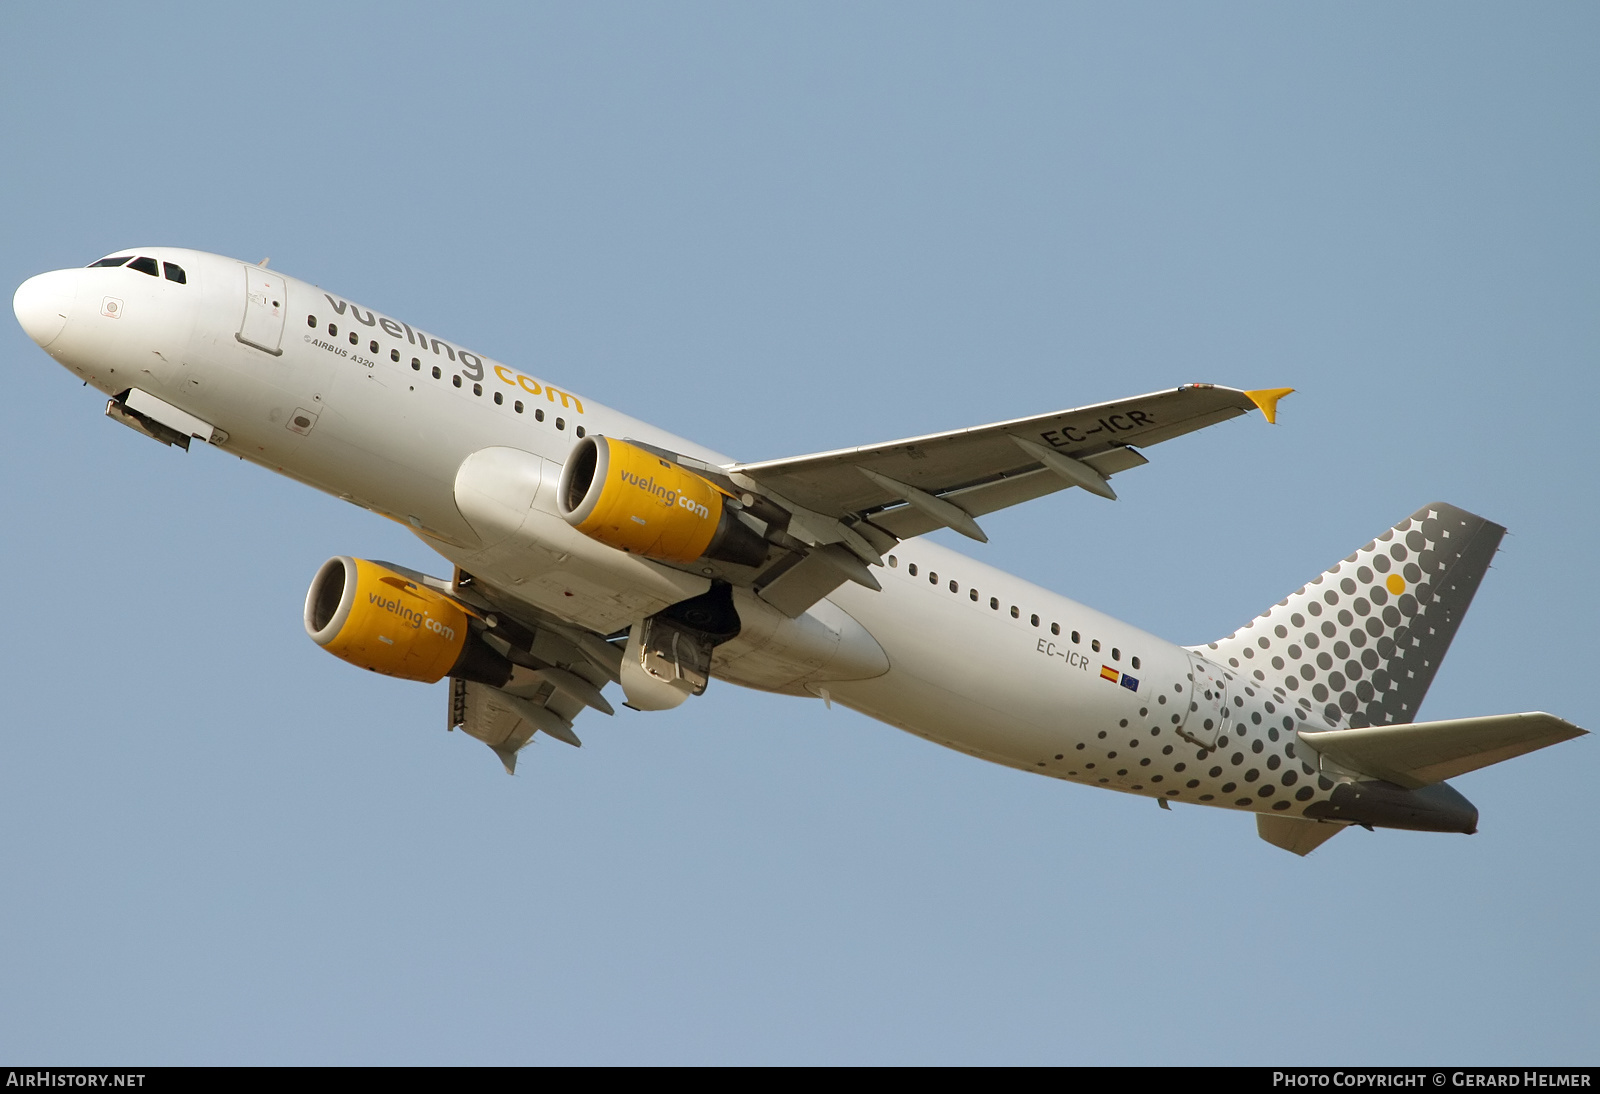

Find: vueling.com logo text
<box><xmin>619</xmin><ymin>471</ymin><xmax>711</xmax><ymax>518</ymax></box>
<box><xmin>492</xmin><ymin>366</ymin><xmax>583</xmax><ymax>413</ymax></box>
<box><xmin>368</xmin><ymin>593</ymin><xmax>456</xmax><ymax>640</ymax></box>
<box><xmin>320</xmin><ymin>294</ymin><xmax>584</xmax><ymax>414</ymax></box>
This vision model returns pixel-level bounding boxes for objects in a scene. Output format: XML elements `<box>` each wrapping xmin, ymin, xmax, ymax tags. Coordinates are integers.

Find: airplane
<box><xmin>12</xmin><ymin>246</ymin><xmax>1586</xmax><ymax>856</ymax></box>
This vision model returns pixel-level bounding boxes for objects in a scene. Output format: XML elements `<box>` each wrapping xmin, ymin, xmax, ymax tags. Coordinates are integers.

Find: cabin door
<box><xmin>237</xmin><ymin>265</ymin><xmax>287</xmax><ymax>355</ymax></box>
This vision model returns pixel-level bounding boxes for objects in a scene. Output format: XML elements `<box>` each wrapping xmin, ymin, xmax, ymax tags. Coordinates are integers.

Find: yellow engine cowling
<box><xmin>304</xmin><ymin>557</ymin><xmax>474</xmax><ymax>683</ymax></box>
<box><xmin>557</xmin><ymin>436</ymin><xmax>767</xmax><ymax>567</ymax></box>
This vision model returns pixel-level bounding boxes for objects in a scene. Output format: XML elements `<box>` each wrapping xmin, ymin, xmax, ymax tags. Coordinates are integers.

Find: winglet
<box><xmin>1245</xmin><ymin>388</ymin><xmax>1295</xmax><ymax>425</ymax></box>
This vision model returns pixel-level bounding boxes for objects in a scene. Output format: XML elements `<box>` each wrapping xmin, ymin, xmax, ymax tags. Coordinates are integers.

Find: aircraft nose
<box><xmin>13</xmin><ymin>269</ymin><xmax>78</xmax><ymax>348</ymax></box>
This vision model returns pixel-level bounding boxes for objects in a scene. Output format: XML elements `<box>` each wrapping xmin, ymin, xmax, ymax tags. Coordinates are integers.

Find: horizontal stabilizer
<box><xmin>1300</xmin><ymin>712</ymin><xmax>1586</xmax><ymax>789</ymax></box>
<box><xmin>1257</xmin><ymin>815</ymin><xmax>1346</xmax><ymax>856</ymax></box>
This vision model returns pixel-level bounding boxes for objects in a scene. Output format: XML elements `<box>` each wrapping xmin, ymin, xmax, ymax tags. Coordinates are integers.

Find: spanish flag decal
<box><xmin>1100</xmin><ymin>665</ymin><xmax>1119</xmax><ymax>683</ymax></box>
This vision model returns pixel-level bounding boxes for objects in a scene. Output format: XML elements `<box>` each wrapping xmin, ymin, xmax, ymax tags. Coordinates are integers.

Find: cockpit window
<box><xmin>126</xmin><ymin>256</ymin><xmax>159</xmax><ymax>277</ymax></box>
<box><xmin>88</xmin><ymin>256</ymin><xmax>132</xmax><ymax>268</ymax></box>
<box><xmin>163</xmin><ymin>262</ymin><xmax>186</xmax><ymax>284</ymax></box>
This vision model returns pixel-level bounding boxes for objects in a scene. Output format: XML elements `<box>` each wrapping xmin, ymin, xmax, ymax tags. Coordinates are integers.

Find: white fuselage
<box><xmin>16</xmin><ymin>248</ymin><xmax>1332</xmax><ymax>816</ymax></box>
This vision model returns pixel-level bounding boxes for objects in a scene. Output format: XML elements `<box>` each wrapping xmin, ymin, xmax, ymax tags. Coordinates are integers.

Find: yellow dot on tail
<box><xmin>1386</xmin><ymin>574</ymin><xmax>1406</xmax><ymax>595</ymax></box>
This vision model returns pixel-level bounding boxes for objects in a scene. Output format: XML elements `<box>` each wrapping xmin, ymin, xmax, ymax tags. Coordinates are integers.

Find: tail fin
<box><xmin>1205</xmin><ymin>503</ymin><xmax>1505</xmax><ymax>730</ymax></box>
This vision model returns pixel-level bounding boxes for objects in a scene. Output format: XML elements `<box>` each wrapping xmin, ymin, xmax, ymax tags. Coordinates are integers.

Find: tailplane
<box><xmin>1252</xmin><ymin>711</ymin><xmax>1587</xmax><ymax>855</ymax></box>
<box><xmin>1298</xmin><ymin>712</ymin><xmax>1584</xmax><ymax>789</ymax></box>
<box><xmin>1204</xmin><ymin>503</ymin><xmax>1588</xmax><ymax>855</ymax></box>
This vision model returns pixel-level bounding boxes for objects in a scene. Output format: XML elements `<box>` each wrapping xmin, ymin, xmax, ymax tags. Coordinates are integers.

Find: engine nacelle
<box><xmin>305</xmin><ymin>557</ymin><xmax>481</xmax><ymax>683</ymax></box>
<box><xmin>557</xmin><ymin>436</ymin><xmax>766</xmax><ymax>567</ymax></box>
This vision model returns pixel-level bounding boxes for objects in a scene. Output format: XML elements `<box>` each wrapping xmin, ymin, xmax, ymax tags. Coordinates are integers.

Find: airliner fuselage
<box><xmin>16</xmin><ymin>247</ymin><xmax>1580</xmax><ymax>853</ymax></box>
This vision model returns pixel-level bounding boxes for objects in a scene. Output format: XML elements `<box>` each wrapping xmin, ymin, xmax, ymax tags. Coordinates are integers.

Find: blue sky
<box><xmin>1</xmin><ymin>3</ymin><xmax>1594</xmax><ymax>1064</ymax></box>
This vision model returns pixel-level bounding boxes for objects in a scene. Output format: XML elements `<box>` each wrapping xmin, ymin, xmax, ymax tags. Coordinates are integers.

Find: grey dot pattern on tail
<box><xmin>1202</xmin><ymin>503</ymin><xmax>1506</xmax><ymax>730</ymax></box>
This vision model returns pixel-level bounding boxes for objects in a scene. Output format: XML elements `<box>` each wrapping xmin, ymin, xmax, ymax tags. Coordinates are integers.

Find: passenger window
<box><xmin>88</xmin><ymin>256</ymin><xmax>132</xmax><ymax>267</ymax></box>
<box><xmin>556</xmin><ymin>418</ymin><xmax>566</xmax><ymax>430</ymax></box>
<box><xmin>328</xmin><ymin>324</ymin><xmax>338</xmax><ymax>337</ymax></box>
<box><xmin>1131</xmin><ymin>656</ymin><xmax>1141</xmax><ymax>670</ymax></box>
<box><xmin>1010</xmin><ymin>606</ymin><xmax>1019</xmax><ymax>619</ymax></box>
<box><xmin>411</xmin><ymin>358</ymin><xmax>421</xmax><ymax>370</ymax></box>
<box><xmin>1092</xmin><ymin>640</ymin><xmax>1101</xmax><ymax>652</ymax></box>
<box><xmin>888</xmin><ymin>555</ymin><xmax>898</xmax><ymax>568</ymax></box>
<box><xmin>127</xmin><ymin>256</ymin><xmax>159</xmax><ymax>276</ymax></box>
<box><xmin>452</xmin><ymin>375</ymin><xmax>462</xmax><ymax>388</ymax></box>
<box><xmin>162</xmin><ymin>262</ymin><xmax>186</xmax><ymax>284</ymax></box>
<box><xmin>473</xmin><ymin>383</ymin><xmax>482</xmax><ymax>396</ymax></box>
<box><xmin>348</xmin><ymin>332</ymin><xmax>357</xmax><ymax>345</ymax></box>
<box><xmin>969</xmin><ymin>589</ymin><xmax>978</xmax><ymax>602</ymax></box>
<box><xmin>1050</xmin><ymin>623</ymin><xmax>1059</xmax><ymax>635</ymax></box>
<box><xmin>307</xmin><ymin>315</ymin><xmax>317</xmax><ymax>328</ymax></box>
<box><xmin>494</xmin><ymin>391</ymin><xmax>503</xmax><ymax>405</ymax></box>
<box><xmin>1030</xmin><ymin>614</ymin><xmax>1039</xmax><ymax>627</ymax></box>
<box><xmin>576</xmin><ymin>426</ymin><xmax>586</xmax><ymax>438</ymax></box>
<box><xmin>1112</xmin><ymin>648</ymin><xmax>1121</xmax><ymax>661</ymax></box>
<box><xmin>1072</xmin><ymin>631</ymin><xmax>1080</xmax><ymax>643</ymax></box>
<box><xmin>431</xmin><ymin>366</ymin><xmax>441</xmax><ymax>379</ymax></box>
<box><xmin>390</xmin><ymin>349</ymin><xmax>400</xmax><ymax>362</ymax></box>
<box><xmin>535</xmin><ymin>409</ymin><xmax>545</xmax><ymax>422</ymax></box>
<box><xmin>990</xmin><ymin>597</ymin><xmax>999</xmax><ymax>610</ymax></box>
<box><xmin>514</xmin><ymin>401</ymin><xmax>524</xmax><ymax>413</ymax></box>
<box><xmin>908</xmin><ymin>564</ymin><xmax>918</xmax><ymax>577</ymax></box>
<box><xmin>948</xmin><ymin>580</ymin><xmax>958</xmax><ymax>593</ymax></box>
<box><xmin>369</xmin><ymin>340</ymin><xmax>379</xmax><ymax>354</ymax></box>
<box><xmin>929</xmin><ymin>572</ymin><xmax>938</xmax><ymax>585</ymax></box>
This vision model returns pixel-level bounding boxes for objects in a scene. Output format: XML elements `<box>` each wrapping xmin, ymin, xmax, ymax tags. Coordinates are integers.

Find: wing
<box><xmin>442</xmin><ymin>571</ymin><xmax>625</xmax><ymax>774</ymax></box>
<box><xmin>729</xmin><ymin>384</ymin><xmax>1290</xmax><ymax>542</ymax></box>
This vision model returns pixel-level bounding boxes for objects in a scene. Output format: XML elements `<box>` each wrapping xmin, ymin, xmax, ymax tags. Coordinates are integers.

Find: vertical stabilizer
<box><xmin>1204</xmin><ymin>503</ymin><xmax>1505</xmax><ymax>730</ymax></box>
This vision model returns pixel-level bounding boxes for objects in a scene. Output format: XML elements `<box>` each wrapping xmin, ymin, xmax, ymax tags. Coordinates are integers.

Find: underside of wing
<box><xmin>728</xmin><ymin>384</ymin><xmax>1285</xmax><ymax>541</ymax></box>
<box><xmin>440</xmin><ymin>570</ymin><xmax>625</xmax><ymax>773</ymax></box>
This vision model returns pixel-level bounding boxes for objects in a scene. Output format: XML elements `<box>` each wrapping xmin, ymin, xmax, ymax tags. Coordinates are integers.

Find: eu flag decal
<box><xmin>1120</xmin><ymin>674</ymin><xmax>1139</xmax><ymax>693</ymax></box>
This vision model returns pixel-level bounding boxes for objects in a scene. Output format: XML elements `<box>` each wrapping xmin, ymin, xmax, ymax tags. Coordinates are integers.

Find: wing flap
<box><xmin>731</xmin><ymin>384</ymin><xmax>1264</xmax><ymax>520</ymax></box>
<box><xmin>450</xmin><ymin>670</ymin><xmax>589</xmax><ymax>774</ymax></box>
<box><xmin>1299</xmin><ymin>712</ymin><xmax>1586</xmax><ymax>789</ymax></box>
<box><xmin>755</xmin><ymin>543</ymin><xmax>873</xmax><ymax>617</ymax></box>
<box><xmin>870</xmin><ymin>449</ymin><xmax>1149</xmax><ymax>539</ymax></box>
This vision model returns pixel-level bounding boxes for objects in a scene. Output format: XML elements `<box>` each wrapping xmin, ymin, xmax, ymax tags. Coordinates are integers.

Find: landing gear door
<box><xmin>237</xmin><ymin>265</ymin><xmax>287</xmax><ymax>356</ymax></box>
<box><xmin>1178</xmin><ymin>652</ymin><xmax>1228</xmax><ymax>750</ymax></box>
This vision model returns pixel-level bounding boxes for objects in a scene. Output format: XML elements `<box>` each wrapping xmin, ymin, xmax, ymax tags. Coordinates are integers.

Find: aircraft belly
<box><xmin>827</xmin><ymin>669</ymin><xmax>1048</xmax><ymax>763</ymax></box>
<box><xmin>713</xmin><ymin>590</ymin><xmax>889</xmax><ymax>693</ymax></box>
<box><xmin>824</xmin><ymin>581</ymin><xmax>1098</xmax><ymax>764</ymax></box>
